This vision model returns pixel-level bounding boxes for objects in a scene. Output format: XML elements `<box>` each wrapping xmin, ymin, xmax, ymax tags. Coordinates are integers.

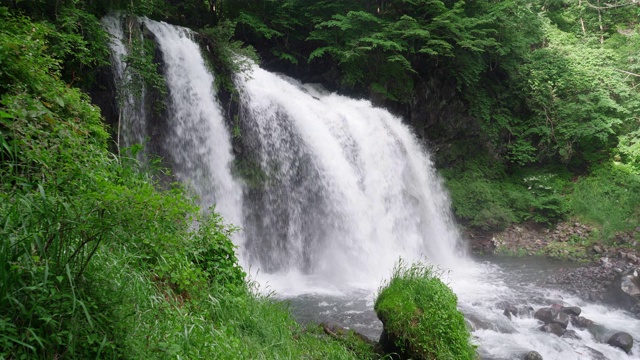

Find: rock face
<box><xmin>607</xmin><ymin>331</ymin><xmax>634</xmax><ymax>354</ymax></box>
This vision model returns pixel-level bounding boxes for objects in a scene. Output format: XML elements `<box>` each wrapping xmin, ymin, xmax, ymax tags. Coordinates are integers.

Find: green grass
<box><xmin>374</xmin><ymin>261</ymin><xmax>476</xmax><ymax>360</ymax></box>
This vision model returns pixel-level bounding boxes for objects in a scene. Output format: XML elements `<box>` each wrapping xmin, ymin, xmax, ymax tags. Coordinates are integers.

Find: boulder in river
<box><xmin>503</xmin><ymin>304</ymin><xmax>518</xmax><ymax>320</ymax></box>
<box><xmin>561</xmin><ymin>306</ymin><xmax>581</xmax><ymax>316</ymax></box>
<box><xmin>562</xmin><ymin>329</ymin><xmax>581</xmax><ymax>340</ymax></box>
<box><xmin>539</xmin><ymin>323</ymin><xmax>566</xmax><ymax>337</ymax></box>
<box><xmin>606</xmin><ymin>267</ymin><xmax>640</xmax><ymax>314</ymax></box>
<box><xmin>606</xmin><ymin>331</ymin><xmax>633</xmax><ymax>354</ymax></box>
<box><xmin>534</xmin><ymin>306</ymin><xmax>569</xmax><ymax>328</ymax></box>
<box><xmin>569</xmin><ymin>315</ymin><xmax>594</xmax><ymax>328</ymax></box>
<box><xmin>523</xmin><ymin>350</ymin><xmax>543</xmax><ymax>360</ymax></box>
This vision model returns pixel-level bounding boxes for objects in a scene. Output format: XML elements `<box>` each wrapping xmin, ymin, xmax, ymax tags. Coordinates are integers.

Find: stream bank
<box><xmin>467</xmin><ymin>221</ymin><xmax>640</xmax><ymax>317</ymax></box>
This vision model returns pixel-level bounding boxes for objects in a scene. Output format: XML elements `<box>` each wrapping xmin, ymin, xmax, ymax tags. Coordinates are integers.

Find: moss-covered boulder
<box><xmin>374</xmin><ymin>261</ymin><xmax>476</xmax><ymax>360</ymax></box>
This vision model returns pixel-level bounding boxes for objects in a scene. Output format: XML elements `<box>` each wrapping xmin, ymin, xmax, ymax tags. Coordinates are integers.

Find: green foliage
<box><xmin>375</xmin><ymin>260</ymin><xmax>475</xmax><ymax>360</ymax></box>
<box><xmin>617</xmin><ymin>128</ymin><xmax>640</xmax><ymax>172</ymax></box>
<box><xmin>116</xmin><ymin>18</ymin><xmax>168</xmax><ymax>116</ymax></box>
<box><xmin>306</xmin><ymin>0</ymin><xmax>504</xmax><ymax>101</ymax></box>
<box><xmin>1</xmin><ymin>0</ymin><xmax>111</xmax><ymax>88</ymax></box>
<box><xmin>444</xmin><ymin>166</ymin><xmax>517</xmax><ymax>231</ymax></box>
<box><xmin>544</xmin><ymin>242</ymin><xmax>590</xmax><ymax>262</ymax></box>
<box><xmin>570</xmin><ymin>163</ymin><xmax>640</xmax><ymax>240</ymax></box>
<box><xmin>514</xmin><ymin>24</ymin><xmax>631</xmax><ymax>163</ymax></box>
<box><xmin>199</xmin><ymin>19</ymin><xmax>258</xmax><ymax>95</ymax></box>
<box><xmin>442</xmin><ymin>154</ymin><xmax>572</xmax><ymax>230</ymax></box>
<box><xmin>232</xmin><ymin>157</ymin><xmax>269</xmax><ymax>189</ymax></box>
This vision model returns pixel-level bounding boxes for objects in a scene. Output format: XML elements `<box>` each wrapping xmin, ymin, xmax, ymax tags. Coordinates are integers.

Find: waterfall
<box><xmin>236</xmin><ymin>68</ymin><xmax>466</xmax><ymax>289</ymax></box>
<box><xmin>105</xmin><ymin>15</ymin><xmax>467</xmax><ymax>289</ymax></box>
<box><xmin>104</xmin><ymin>17</ymin><xmax>639</xmax><ymax>359</ymax></box>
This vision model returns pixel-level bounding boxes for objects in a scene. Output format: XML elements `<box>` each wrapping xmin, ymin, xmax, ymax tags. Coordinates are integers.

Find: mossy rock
<box><xmin>374</xmin><ymin>262</ymin><xmax>476</xmax><ymax>360</ymax></box>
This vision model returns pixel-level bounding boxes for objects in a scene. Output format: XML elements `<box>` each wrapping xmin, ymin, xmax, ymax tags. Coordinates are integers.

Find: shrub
<box><xmin>442</xmin><ymin>165</ymin><xmax>517</xmax><ymax>231</ymax></box>
<box><xmin>442</xmin><ymin>159</ymin><xmax>573</xmax><ymax>230</ymax></box>
<box><xmin>374</xmin><ymin>261</ymin><xmax>476</xmax><ymax>360</ymax></box>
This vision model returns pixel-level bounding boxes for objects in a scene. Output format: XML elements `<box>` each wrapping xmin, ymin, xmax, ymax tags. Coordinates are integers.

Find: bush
<box><xmin>442</xmin><ymin>159</ymin><xmax>572</xmax><ymax>230</ymax></box>
<box><xmin>374</xmin><ymin>261</ymin><xmax>475</xmax><ymax>360</ymax></box>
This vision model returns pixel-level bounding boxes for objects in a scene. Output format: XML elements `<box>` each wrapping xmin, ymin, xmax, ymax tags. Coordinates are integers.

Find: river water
<box><xmin>105</xmin><ymin>16</ymin><xmax>639</xmax><ymax>359</ymax></box>
<box><xmin>269</xmin><ymin>256</ymin><xmax>640</xmax><ymax>359</ymax></box>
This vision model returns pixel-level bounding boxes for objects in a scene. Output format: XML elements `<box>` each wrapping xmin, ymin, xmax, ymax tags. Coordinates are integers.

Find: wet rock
<box><xmin>607</xmin><ymin>332</ymin><xmax>633</xmax><ymax>354</ymax></box>
<box><xmin>606</xmin><ymin>267</ymin><xmax>640</xmax><ymax>313</ymax></box>
<box><xmin>539</xmin><ymin>323</ymin><xmax>565</xmax><ymax>336</ymax></box>
<box><xmin>588</xmin><ymin>324</ymin><xmax>610</xmax><ymax>341</ymax></box>
<box><xmin>465</xmin><ymin>311</ymin><xmax>518</xmax><ymax>333</ymax></box>
<box><xmin>569</xmin><ymin>315</ymin><xmax>594</xmax><ymax>328</ymax></box>
<box><xmin>562</xmin><ymin>329</ymin><xmax>581</xmax><ymax>340</ymax></box>
<box><xmin>534</xmin><ymin>306</ymin><xmax>569</xmax><ymax>328</ymax></box>
<box><xmin>503</xmin><ymin>304</ymin><xmax>518</xmax><ymax>320</ymax></box>
<box><xmin>534</xmin><ymin>307</ymin><xmax>555</xmax><ymax>323</ymax></box>
<box><xmin>561</xmin><ymin>306</ymin><xmax>581</xmax><ymax>316</ymax></box>
<box><xmin>523</xmin><ymin>350</ymin><xmax>543</xmax><ymax>360</ymax></box>
<box><xmin>518</xmin><ymin>305</ymin><xmax>534</xmax><ymax>318</ymax></box>
<box><xmin>584</xmin><ymin>346</ymin><xmax>609</xmax><ymax>360</ymax></box>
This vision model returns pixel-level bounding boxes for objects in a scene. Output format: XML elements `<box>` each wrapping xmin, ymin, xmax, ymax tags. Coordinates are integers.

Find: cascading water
<box><xmin>105</xmin><ymin>16</ymin><xmax>639</xmax><ymax>359</ymax></box>
<box><xmin>141</xmin><ymin>19</ymin><xmax>245</xmax><ymax>233</ymax></box>
<box><xmin>236</xmin><ymin>67</ymin><xmax>464</xmax><ymax>290</ymax></box>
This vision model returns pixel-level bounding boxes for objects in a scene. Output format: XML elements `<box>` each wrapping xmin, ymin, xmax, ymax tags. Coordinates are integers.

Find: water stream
<box><xmin>105</xmin><ymin>16</ymin><xmax>639</xmax><ymax>359</ymax></box>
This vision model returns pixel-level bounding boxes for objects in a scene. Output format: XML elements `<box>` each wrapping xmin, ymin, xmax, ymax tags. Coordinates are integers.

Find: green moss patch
<box><xmin>374</xmin><ymin>261</ymin><xmax>476</xmax><ymax>360</ymax></box>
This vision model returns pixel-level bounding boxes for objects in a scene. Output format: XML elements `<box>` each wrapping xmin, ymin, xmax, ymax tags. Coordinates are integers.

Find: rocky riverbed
<box><xmin>468</xmin><ymin>221</ymin><xmax>640</xmax><ymax>318</ymax></box>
